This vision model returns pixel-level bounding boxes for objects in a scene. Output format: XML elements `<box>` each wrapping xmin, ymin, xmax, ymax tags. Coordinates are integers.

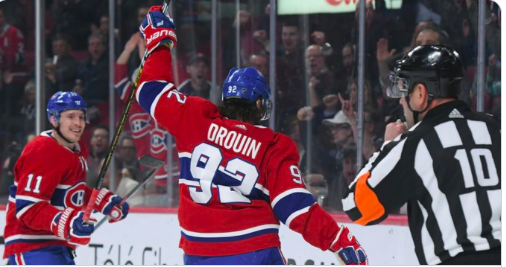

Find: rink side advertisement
<box><xmin>0</xmin><ymin>206</ymin><xmax>418</xmax><ymax>265</ymax></box>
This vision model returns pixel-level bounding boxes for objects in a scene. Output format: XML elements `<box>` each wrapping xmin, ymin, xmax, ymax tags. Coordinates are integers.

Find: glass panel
<box><xmin>0</xmin><ymin>0</ymin><xmax>36</xmax><ymax>204</ymax></box>
<box><xmin>0</xmin><ymin>0</ymin><xmax>499</xmax><ymax>214</ymax></box>
<box><xmin>483</xmin><ymin>0</ymin><xmax>500</xmax><ymax>117</ymax></box>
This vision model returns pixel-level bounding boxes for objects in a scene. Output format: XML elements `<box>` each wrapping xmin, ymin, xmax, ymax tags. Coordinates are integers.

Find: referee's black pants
<box><xmin>439</xmin><ymin>246</ymin><xmax>501</xmax><ymax>265</ymax></box>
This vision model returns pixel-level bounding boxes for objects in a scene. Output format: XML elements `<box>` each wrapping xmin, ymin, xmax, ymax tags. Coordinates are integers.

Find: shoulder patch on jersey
<box><xmin>63</xmin><ymin>182</ymin><xmax>87</xmax><ymax>208</ymax></box>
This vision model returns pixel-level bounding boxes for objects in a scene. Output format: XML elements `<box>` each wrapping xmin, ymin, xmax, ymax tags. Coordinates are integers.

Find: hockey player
<box><xmin>342</xmin><ymin>45</ymin><xmax>501</xmax><ymax>264</ymax></box>
<box><xmin>3</xmin><ymin>91</ymin><xmax>130</xmax><ymax>264</ymax></box>
<box><xmin>136</xmin><ymin>6</ymin><xmax>367</xmax><ymax>265</ymax></box>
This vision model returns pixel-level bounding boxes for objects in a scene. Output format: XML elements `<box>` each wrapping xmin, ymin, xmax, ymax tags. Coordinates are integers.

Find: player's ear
<box><xmin>50</xmin><ymin>115</ymin><xmax>58</xmax><ymax>127</ymax></box>
<box><xmin>256</xmin><ymin>98</ymin><xmax>262</xmax><ymax>110</ymax></box>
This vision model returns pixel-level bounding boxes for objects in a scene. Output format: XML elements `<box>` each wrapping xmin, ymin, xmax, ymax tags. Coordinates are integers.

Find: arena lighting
<box><xmin>278</xmin><ymin>0</ymin><xmax>402</xmax><ymax>15</ymax></box>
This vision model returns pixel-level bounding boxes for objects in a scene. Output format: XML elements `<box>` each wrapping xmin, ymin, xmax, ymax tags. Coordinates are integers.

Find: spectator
<box><xmin>117</xmin><ymin>134</ymin><xmax>139</xmax><ymax>169</ymax></box>
<box><xmin>97</xmin><ymin>157</ymin><xmax>120</xmax><ymax>191</ymax></box>
<box><xmin>248</xmin><ymin>52</ymin><xmax>269</xmax><ymax>78</ymax></box>
<box><xmin>322</xmin><ymin>111</ymin><xmax>354</xmax><ymax>169</ymax></box>
<box><xmin>77</xmin><ymin>33</ymin><xmax>109</xmax><ymax>106</ymax></box>
<box><xmin>0</xmin><ymin>7</ymin><xmax>25</xmax><ymax>74</ymax></box>
<box><xmin>86</xmin><ymin>124</ymin><xmax>109</xmax><ymax>187</ymax></box>
<box><xmin>0</xmin><ymin>140</ymin><xmax>23</xmax><ymax>198</ymax></box>
<box><xmin>45</xmin><ymin>34</ymin><xmax>79</xmax><ymax>92</ymax></box>
<box><xmin>335</xmin><ymin>42</ymin><xmax>356</xmax><ymax>87</ymax></box>
<box><xmin>305</xmin><ymin>44</ymin><xmax>338</xmax><ymax>107</ymax></box>
<box><xmin>179</xmin><ymin>54</ymin><xmax>211</xmax><ymax>99</ymax></box>
<box><xmin>16</xmin><ymin>80</ymin><xmax>36</xmax><ymax>134</ymax></box>
<box><xmin>275</xmin><ymin>20</ymin><xmax>306</xmax><ymax>129</ymax></box>
<box><xmin>327</xmin><ymin>143</ymin><xmax>357</xmax><ymax>211</ymax></box>
<box><xmin>126</xmin><ymin>6</ymin><xmax>148</xmax><ymax>76</ymax></box>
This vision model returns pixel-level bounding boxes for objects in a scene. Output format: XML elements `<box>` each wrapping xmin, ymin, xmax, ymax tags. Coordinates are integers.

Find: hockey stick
<box><xmin>94</xmin><ymin>156</ymin><xmax>164</xmax><ymax>229</ymax></box>
<box><xmin>83</xmin><ymin>0</ymin><xmax>172</xmax><ymax>222</ymax></box>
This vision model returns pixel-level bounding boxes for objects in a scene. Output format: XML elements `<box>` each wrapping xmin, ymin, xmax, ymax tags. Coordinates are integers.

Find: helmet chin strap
<box><xmin>404</xmin><ymin>95</ymin><xmax>433</xmax><ymax>124</ymax></box>
<box><xmin>53</xmin><ymin>123</ymin><xmax>74</xmax><ymax>145</ymax></box>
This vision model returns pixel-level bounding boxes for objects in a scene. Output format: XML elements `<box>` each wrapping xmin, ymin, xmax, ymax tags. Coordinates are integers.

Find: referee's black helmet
<box><xmin>388</xmin><ymin>45</ymin><xmax>464</xmax><ymax>99</ymax></box>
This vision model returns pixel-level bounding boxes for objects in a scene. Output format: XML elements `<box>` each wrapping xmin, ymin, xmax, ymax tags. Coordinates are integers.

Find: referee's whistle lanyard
<box><xmin>405</xmin><ymin>95</ymin><xmax>433</xmax><ymax>125</ymax></box>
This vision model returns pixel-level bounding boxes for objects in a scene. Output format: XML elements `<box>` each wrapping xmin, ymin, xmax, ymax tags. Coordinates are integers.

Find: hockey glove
<box><xmin>51</xmin><ymin>207</ymin><xmax>96</xmax><ymax>246</ymax></box>
<box><xmin>330</xmin><ymin>225</ymin><xmax>368</xmax><ymax>265</ymax></box>
<box><xmin>94</xmin><ymin>188</ymin><xmax>130</xmax><ymax>223</ymax></box>
<box><xmin>139</xmin><ymin>5</ymin><xmax>177</xmax><ymax>54</ymax></box>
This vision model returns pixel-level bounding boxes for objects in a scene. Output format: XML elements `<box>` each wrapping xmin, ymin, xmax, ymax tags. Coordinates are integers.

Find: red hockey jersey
<box><xmin>136</xmin><ymin>47</ymin><xmax>341</xmax><ymax>256</ymax></box>
<box><xmin>3</xmin><ymin>131</ymin><xmax>91</xmax><ymax>259</ymax></box>
<box><xmin>0</xmin><ymin>24</ymin><xmax>25</xmax><ymax>73</ymax></box>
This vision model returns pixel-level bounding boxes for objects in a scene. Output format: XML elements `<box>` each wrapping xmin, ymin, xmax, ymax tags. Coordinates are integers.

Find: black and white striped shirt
<box><xmin>342</xmin><ymin>101</ymin><xmax>501</xmax><ymax>264</ymax></box>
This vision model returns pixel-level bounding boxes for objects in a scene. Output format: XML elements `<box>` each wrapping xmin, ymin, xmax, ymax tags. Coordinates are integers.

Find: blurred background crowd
<box><xmin>0</xmin><ymin>0</ymin><xmax>501</xmax><ymax>214</ymax></box>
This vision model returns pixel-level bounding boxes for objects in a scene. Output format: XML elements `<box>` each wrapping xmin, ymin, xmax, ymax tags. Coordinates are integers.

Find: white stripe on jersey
<box><xmin>5</xmin><ymin>234</ymin><xmax>65</xmax><ymax>243</ymax></box>
<box><xmin>271</xmin><ymin>188</ymin><xmax>312</xmax><ymax>209</ymax></box>
<box><xmin>467</xmin><ymin>120</ymin><xmax>492</xmax><ymax>145</ymax></box>
<box><xmin>8</xmin><ymin>196</ymin><xmax>15</xmax><ymax>203</ymax></box>
<box><xmin>56</xmin><ymin>184</ymin><xmax>72</xmax><ymax>189</ymax></box>
<box><xmin>459</xmin><ymin>192</ymin><xmax>490</xmax><ymax>250</ymax></box>
<box><xmin>114</xmin><ymin>77</ymin><xmax>128</xmax><ymax>89</ymax></box>
<box><xmin>434</xmin><ymin>121</ymin><xmax>462</xmax><ymax>148</ymax></box>
<box><xmin>286</xmin><ymin>205</ymin><xmax>311</xmax><ymax>228</ymax></box>
<box><xmin>368</xmin><ymin>139</ymin><xmax>406</xmax><ymax>188</ymax></box>
<box><xmin>151</xmin><ymin>82</ymin><xmax>175</xmax><ymax>116</ymax></box>
<box><xmin>180</xmin><ymin>224</ymin><xmax>279</xmax><ymax>238</ymax></box>
<box><xmin>16</xmin><ymin>203</ymin><xmax>35</xmax><ymax>219</ymax></box>
<box><xmin>179</xmin><ymin>179</ymin><xmax>201</xmax><ymax>187</ymax></box>
<box><xmin>487</xmin><ymin>189</ymin><xmax>502</xmax><ymax>242</ymax></box>
<box><xmin>415</xmin><ymin>140</ymin><xmax>463</xmax><ymax>259</ymax></box>
<box><xmin>15</xmin><ymin>195</ymin><xmax>47</xmax><ymax>203</ymax></box>
<box><xmin>417</xmin><ymin>201</ymin><xmax>438</xmax><ymax>265</ymax></box>
<box><xmin>179</xmin><ymin>152</ymin><xmax>191</xmax><ymax>158</ymax></box>
<box><xmin>255</xmin><ymin>183</ymin><xmax>270</xmax><ymax>196</ymax></box>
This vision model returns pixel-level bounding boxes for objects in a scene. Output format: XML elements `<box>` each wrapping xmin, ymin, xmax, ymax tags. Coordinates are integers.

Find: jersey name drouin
<box><xmin>207</xmin><ymin>123</ymin><xmax>262</xmax><ymax>159</ymax></box>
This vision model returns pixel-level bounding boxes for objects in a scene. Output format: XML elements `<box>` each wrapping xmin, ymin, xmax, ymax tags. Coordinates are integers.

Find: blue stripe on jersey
<box><xmin>15</xmin><ymin>199</ymin><xmax>36</xmax><ymax>214</ymax></box>
<box><xmin>181</xmin><ymin>228</ymin><xmax>278</xmax><ymax>243</ymax></box>
<box><xmin>272</xmin><ymin>193</ymin><xmax>315</xmax><ymax>224</ymax></box>
<box><xmin>9</xmin><ymin>184</ymin><xmax>16</xmax><ymax>199</ymax></box>
<box><xmin>115</xmin><ymin>78</ymin><xmax>129</xmax><ymax>96</ymax></box>
<box><xmin>50</xmin><ymin>188</ymin><xmax>67</xmax><ymax>208</ymax></box>
<box><xmin>5</xmin><ymin>238</ymin><xmax>55</xmax><ymax>246</ymax></box>
<box><xmin>137</xmin><ymin>81</ymin><xmax>167</xmax><ymax>115</ymax></box>
<box><xmin>179</xmin><ymin>157</ymin><xmax>269</xmax><ymax>202</ymax></box>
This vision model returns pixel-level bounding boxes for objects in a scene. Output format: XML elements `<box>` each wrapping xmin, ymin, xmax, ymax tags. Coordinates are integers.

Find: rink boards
<box><xmin>0</xmin><ymin>206</ymin><xmax>418</xmax><ymax>265</ymax></box>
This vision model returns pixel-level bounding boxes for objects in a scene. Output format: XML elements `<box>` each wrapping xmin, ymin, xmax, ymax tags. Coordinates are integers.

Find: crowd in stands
<box><xmin>0</xmin><ymin>0</ymin><xmax>501</xmax><ymax>213</ymax></box>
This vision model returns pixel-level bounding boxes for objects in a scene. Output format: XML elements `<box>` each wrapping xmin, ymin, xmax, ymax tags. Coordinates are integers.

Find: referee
<box><xmin>342</xmin><ymin>45</ymin><xmax>501</xmax><ymax>265</ymax></box>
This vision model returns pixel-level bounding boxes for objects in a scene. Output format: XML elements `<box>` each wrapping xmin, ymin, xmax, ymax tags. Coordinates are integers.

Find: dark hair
<box><xmin>411</xmin><ymin>24</ymin><xmax>448</xmax><ymax>47</ymax></box>
<box><xmin>342</xmin><ymin>143</ymin><xmax>357</xmax><ymax>161</ymax></box>
<box><xmin>218</xmin><ymin>98</ymin><xmax>263</xmax><ymax>125</ymax></box>
<box><xmin>120</xmin><ymin>134</ymin><xmax>134</xmax><ymax>145</ymax></box>
<box><xmin>281</xmin><ymin>17</ymin><xmax>300</xmax><ymax>30</ymax></box>
<box><xmin>53</xmin><ymin>34</ymin><xmax>71</xmax><ymax>45</ymax></box>
<box><xmin>93</xmin><ymin>124</ymin><xmax>109</xmax><ymax>135</ymax></box>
